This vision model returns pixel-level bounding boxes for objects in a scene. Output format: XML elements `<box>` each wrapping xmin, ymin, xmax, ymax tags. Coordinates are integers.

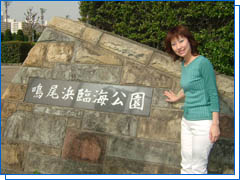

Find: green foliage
<box><xmin>4</xmin><ymin>29</ymin><xmax>12</xmax><ymax>41</ymax></box>
<box><xmin>24</xmin><ymin>34</ymin><xmax>29</xmax><ymax>42</ymax></box>
<box><xmin>33</xmin><ymin>30</ymin><xmax>41</xmax><ymax>42</ymax></box>
<box><xmin>12</xmin><ymin>33</ymin><xmax>17</xmax><ymax>41</ymax></box>
<box><xmin>79</xmin><ymin>1</ymin><xmax>234</xmax><ymax>76</ymax></box>
<box><xmin>16</xmin><ymin>30</ymin><xmax>25</xmax><ymax>41</ymax></box>
<box><xmin>1</xmin><ymin>32</ymin><xmax>4</xmax><ymax>42</ymax></box>
<box><xmin>33</xmin><ymin>170</ymin><xmax>41</xmax><ymax>174</ymax></box>
<box><xmin>1</xmin><ymin>41</ymin><xmax>34</xmax><ymax>64</ymax></box>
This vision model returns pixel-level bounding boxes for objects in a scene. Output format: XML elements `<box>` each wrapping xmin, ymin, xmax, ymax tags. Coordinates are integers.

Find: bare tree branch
<box><xmin>24</xmin><ymin>7</ymin><xmax>40</xmax><ymax>41</ymax></box>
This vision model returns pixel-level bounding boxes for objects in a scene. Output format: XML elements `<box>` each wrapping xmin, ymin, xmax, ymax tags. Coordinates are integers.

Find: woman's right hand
<box><xmin>163</xmin><ymin>90</ymin><xmax>179</xmax><ymax>103</ymax></box>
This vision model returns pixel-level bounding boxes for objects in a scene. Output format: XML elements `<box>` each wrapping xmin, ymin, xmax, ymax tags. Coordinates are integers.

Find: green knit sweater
<box><xmin>180</xmin><ymin>55</ymin><xmax>220</xmax><ymax>120</ymax></box>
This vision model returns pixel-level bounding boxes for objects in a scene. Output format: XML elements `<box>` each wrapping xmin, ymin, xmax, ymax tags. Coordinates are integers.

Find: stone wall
<box><xmin>1</xmin><ymin>17</ymin><xmax>234</xmax><ymax>174</ymax></box>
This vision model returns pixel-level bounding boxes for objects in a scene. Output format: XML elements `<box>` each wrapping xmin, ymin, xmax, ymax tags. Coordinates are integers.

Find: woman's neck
<box><xmin>184</xmin><ymin>53</ymin><xmax>198</xmax><ymax>65</ymax></box>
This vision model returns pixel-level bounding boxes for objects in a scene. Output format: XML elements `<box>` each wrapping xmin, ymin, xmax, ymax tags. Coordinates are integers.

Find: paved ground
<box><xmin>1</xmin><ymin>64</ymin><xmax>21</xmax><ymax>97</ymax></box>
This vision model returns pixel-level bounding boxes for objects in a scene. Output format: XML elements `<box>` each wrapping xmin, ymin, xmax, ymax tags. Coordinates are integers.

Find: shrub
<box><xmin>16</xmin><ymin>30</ymin><xmax>25</xmax><ymax>41</ymax></box>
<box><xmin>1</xmin><ymin>41</ymin><xmax>34</xmax><ymax>64</ymax></box>
<box><xmin>1</xmin><ymin>32</ymin><xmax>4</xmax><ymax>42</ymax></box>
<box><xmin>4</xmin><ymin>29</ymin><xmax>12</xmax><ymax>41</ymax></box>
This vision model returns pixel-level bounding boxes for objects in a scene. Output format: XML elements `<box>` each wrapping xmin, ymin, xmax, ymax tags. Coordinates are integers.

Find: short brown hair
<box><xmin>165</xmin><ymin>25</ymin><xmax>199</xmax><ymax>61</ymax></box>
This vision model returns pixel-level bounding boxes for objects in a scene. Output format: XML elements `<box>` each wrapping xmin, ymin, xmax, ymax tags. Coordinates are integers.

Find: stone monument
<box><xmin>1</xmin><ymin>17</ymin><xmax>234</xmax><ymax>174</ymax></box>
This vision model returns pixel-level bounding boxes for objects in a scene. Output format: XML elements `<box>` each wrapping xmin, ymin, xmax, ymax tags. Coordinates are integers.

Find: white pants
<box><xmin>181</xmin><ymin>117</ymin><xmax>214</xmax><ymax>174</ymax></box>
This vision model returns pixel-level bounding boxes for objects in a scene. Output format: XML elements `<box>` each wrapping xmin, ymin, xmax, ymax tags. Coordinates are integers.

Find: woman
<box><xmin>164</xmin><ymin>25</ymin><xmax>220</xmax><ymax>174</ymax></box>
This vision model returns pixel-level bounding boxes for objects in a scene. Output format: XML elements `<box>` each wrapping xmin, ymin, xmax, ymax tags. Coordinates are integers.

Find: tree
<box><xmin>33</xmin><ymin>30</ymin><xmax>38</xmax><ymax>42</ymax></box>
<box><xmin>24</xmin><ymin>34</ymin><xmax>29</xmax><ymax>42</ymax></box>
<box><xmin>4</xmin><ymin>29</ymin><xmax>12</xmax><ymax>41</ymax></box>
<box><xmin>16</xmin><ymin>29</ymin><xmax>25</xmax><ymax>41</ymax></box>
<box><xmin>79</xmin><ymin>2</ymin><xmax>234</xmax><ymax>76</ymax></box>
<box><xmin>35</xmin><ymin>31</ymin><xmax>41</xmax><ymax>42</ymax></box>
<box><xmin>12</xmin><ymin>33</ymin><xmax>17</xmax><ymax>41</ymax></box>
<box><xmin>24</xmin><ymin>7</ymin><xmax>40</xmax><ymax>42</ymax></box>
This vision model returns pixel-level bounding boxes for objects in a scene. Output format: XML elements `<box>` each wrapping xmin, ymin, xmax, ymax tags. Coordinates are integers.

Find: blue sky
<box><xmin>1</xmin><ymin>1</ymin><xmax>80</xmax><ymax>22</ymax></box>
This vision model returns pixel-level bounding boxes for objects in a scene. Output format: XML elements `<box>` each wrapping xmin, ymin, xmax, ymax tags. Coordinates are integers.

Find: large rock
<box><xmin>1</xmin><ymin>17</ymin><xmax>234</xmax><ymax>175</ymax></box>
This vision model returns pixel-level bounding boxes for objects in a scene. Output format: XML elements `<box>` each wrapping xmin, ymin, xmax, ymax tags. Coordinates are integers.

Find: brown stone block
<box><xmin>1</xmin><ymin>142</ymin><xmax>27</xmax><ymax>171</ymax></box>
<box><xmin>1</xmin><ymin>119</ymin><xmax>6</xmax><ymax>137</ymax></box>
<box><xmin>82</xmin><ymin>27</ymin><xmax>103</xmax><ymax>45</ymax></box>
<box><xmin>216</xmin><ymin>74</ymin><xmax>234</xmax><ymax>96</ymax></box>
<box><xmin>62</xmin><ymin>129</ymin><xmax>107</xmax><ymax>164</ymax></box>
<box><xmin>149</xmin><ymin>52</ymin><xmax>181</xmax><ymax>77</ymax></box>
<box><xmin>44</xmin><ymin>42</ymin><xmax>74</xmax><ymax>67</ymax></box>
<box><xmin>23</xmin><ymin>42</ymin><xmax>48</xmax><ymax>67</ymax></box>
<box><xmin>171</xmin><ymin>78</ymin><xmax>181</xmax><ymax>94</ymax></box>
<box><xmin>121</xmin><ymin>61</ymin><xmax>173</xmax><ymax>88</ymax></box>
<box><xmin>219</xmin><ymin>114</ymin><xmax>234</xmax><ymax>138</ymax></box>
<box><xmin>2</xmin><ymin>84</ymin><xmax>27</xmax><ymax>101</ymax></box>
<box><xmin>1</xmin><ymin>100</ymin><xmax>4</xmax><ymax>112</ymax></box>
<box><xmin>17</xmin><ymin>102</ymin><xmax>34</xmax><ymax>112</ymax></box>
<box><xmin>1</xmin><ymin>101</ymin><xmax>17</xmax><ymax>119</ymax></box>
<box><xmin>48</xmin><ymin>17</ymin><xmax>86</xmax><ymax>39</ymax></box>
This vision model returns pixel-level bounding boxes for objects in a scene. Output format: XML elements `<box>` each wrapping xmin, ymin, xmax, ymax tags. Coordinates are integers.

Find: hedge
<box><xmin>79</xmin><ymin>1</ymin><xmax>234</xmax><ymax>76</ymax></box>
<box><xmin>1</xmin><ymin>41</ymin><xmax>34</xmax><ymax>64</ymax></box>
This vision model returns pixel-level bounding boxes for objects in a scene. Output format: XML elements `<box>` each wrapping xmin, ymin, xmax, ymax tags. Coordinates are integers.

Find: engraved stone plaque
<box><xmin>24</xmin><ymin>77</ymin><xmax>153</xmax><ymax>116</ymax></box>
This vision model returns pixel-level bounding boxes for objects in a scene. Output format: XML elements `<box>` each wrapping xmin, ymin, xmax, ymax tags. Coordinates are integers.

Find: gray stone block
<box><xmin>208</xmin><ymin>138</ymin><xmax>234</xmax><ymax>174</ymax></box>
<box><xmin>12</xmin><ymin>67</ymin><xmax>52</xmax><ymax>84</ymax></box>
<box><xmin>99</xmin><ymin>33</ymin><xmax>153</xmax><ymax>65</ymax></box>
<box><xmin>52</xmin><ymin>64</ymin><xmax>72</xmax><ymax>80</ymax></box>
<box><xmin>33</xmin><ymin>104</ymin><xmax>84</xmax><ymax>118</ymax></box>
<box><xmin>4</xmin><ymin>111</ymin><xmax>67</xmax><ymax>147</ymax></box>
<box><xmin>74</xmin><ymin>41</ymin><xmax>123</xmax><ymax>65</ymax></box>
<box><xmin>82</xmin><ymin>111</ymin><xmax>138</xmax><ymax>136</ymax></box>
<box><xmin>152</xmin><ymin>88</ymin><xmax>171</xmax><ymax>108</ymax></box>
<box><xmin>38</xmin><ymin>27</ymin><xmax>76</xmax><ymax>42</ymax></box>
<box><xmin>137</xmin><ymin>109</ymin><xmax>182</xmax><ymax>142</ymax></box>
<box><xmin>103</xmin><ymin>156</ymin><xmax>180</xmax><ymax>174</ymax></box>
<box><xmin>107</xmin><ymin>136</ymin><xmax>181</xmax><ymax>167</ymax></box>
<box><xmin>71</xmin><ymin>64</ymin><xmax>122</xmax><ymax>84</ymax></box>
<box><xmin>122</xmin><ymin>61</ymin><xmax>173</xmax><ymax>88</ymax></box>
<box><xmin>24</xmin><ymin>153</ymin><xmax>103</xmax><ymax>174</ymax></box>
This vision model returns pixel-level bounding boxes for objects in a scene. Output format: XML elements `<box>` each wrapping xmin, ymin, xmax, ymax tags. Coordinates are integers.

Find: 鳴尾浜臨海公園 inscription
<box><xmin>24</xmin><ymin>77</ymin><xmax>153</xmax><ymax>116</ymax></box>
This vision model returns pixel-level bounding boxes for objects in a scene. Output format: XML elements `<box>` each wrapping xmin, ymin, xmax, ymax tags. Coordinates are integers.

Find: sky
<box><xmin>1</xmin><ymin>1</ymin><xmax>80</xmax><ymax>22</ymax></box>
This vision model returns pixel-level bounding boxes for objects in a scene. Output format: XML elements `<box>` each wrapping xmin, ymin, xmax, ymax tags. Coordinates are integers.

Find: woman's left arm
<box><xmin>210</xmin><ymin>112</ymin><xmax>220</xmax><ymax>143</ymax></box>
<box><xmin>200</xmin><ymin>58</ymin><xmax>220</xmax><ymax>143</ymax></box>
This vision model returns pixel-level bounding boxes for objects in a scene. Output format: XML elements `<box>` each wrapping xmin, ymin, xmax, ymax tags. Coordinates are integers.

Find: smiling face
<box><xmin>170</xmin><ymin>36</ymin><xmax>192</xmax><ymax>58</ymax></box>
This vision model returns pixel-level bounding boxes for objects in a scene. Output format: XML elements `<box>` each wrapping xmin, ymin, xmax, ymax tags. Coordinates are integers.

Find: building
<box><xmin>10</xmin><ymin>21</ymin><xmax>28</xmax><ymax>34</ymax></box>
<box><xmin>1</xmin><ymin>14</ymin><xmax>47</xmax><ymax>34</ymax></box>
